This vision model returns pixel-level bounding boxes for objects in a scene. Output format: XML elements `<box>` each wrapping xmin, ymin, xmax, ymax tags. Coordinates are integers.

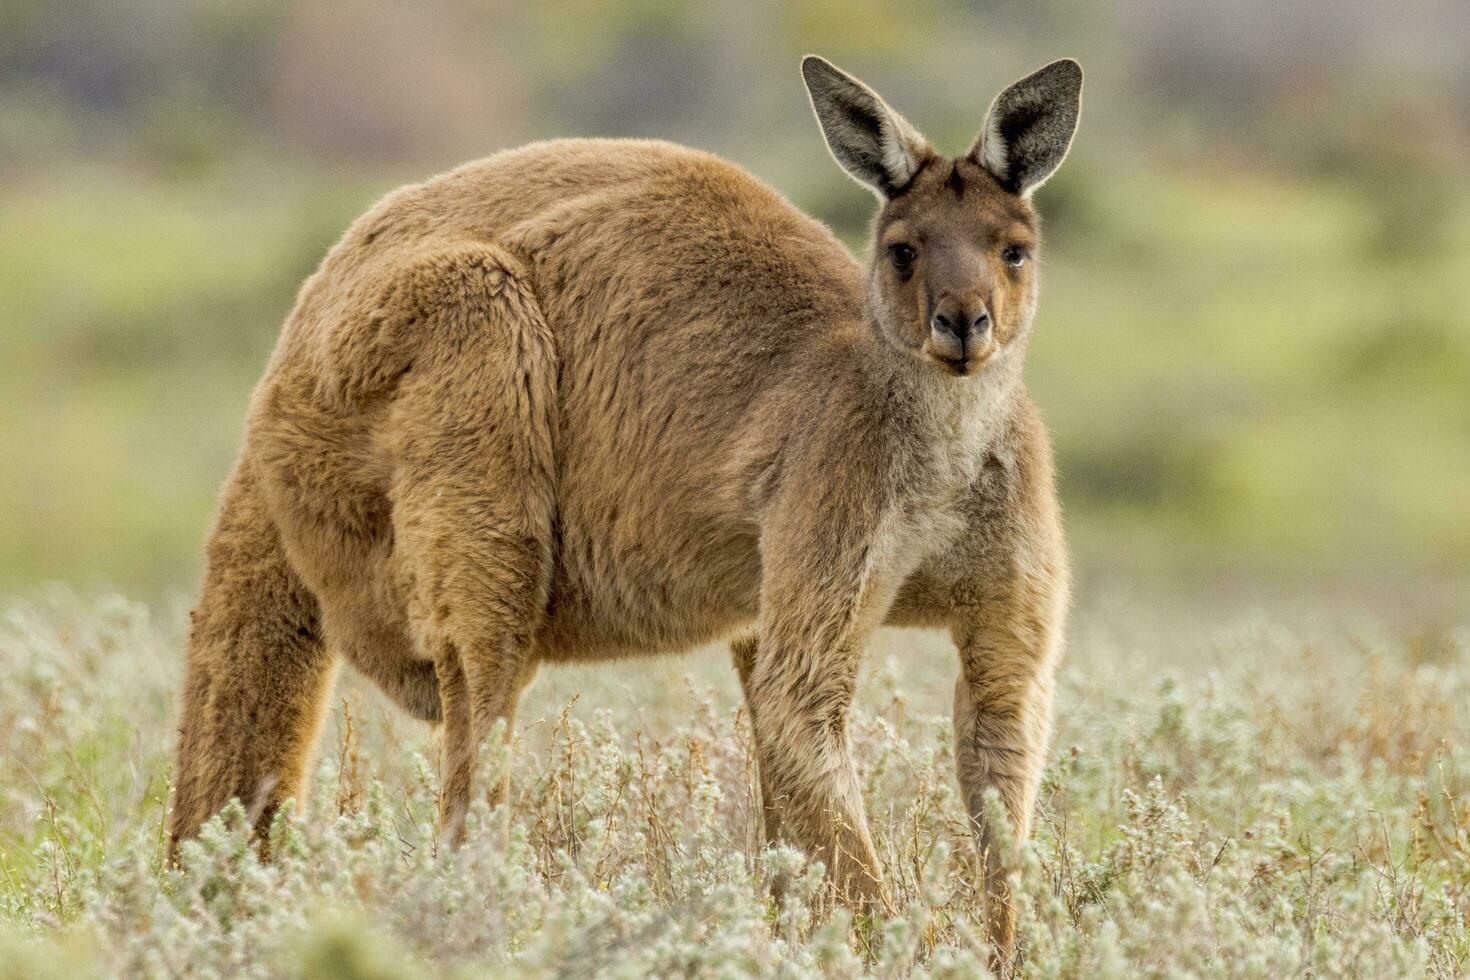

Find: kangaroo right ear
<box><xmin>801</xmin><ymin>55</ymin><xmax>931</xmax><ymax>199</ymax></box>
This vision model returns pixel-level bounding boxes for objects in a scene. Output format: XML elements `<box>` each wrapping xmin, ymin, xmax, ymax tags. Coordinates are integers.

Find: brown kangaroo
<box><xmin>169</xmin><ymin>55</ymin><xmax>1080</xmax><ymax>962</ymax></box>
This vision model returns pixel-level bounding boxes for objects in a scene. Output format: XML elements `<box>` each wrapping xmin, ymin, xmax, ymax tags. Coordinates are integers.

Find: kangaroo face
<box><xmin>801</xmin><ymin>55</ymin><xmax>1081</xmax><ymax>378</ymax></box>
<box><xmin>871</xmin><ymin>159</ymin><xmax>1037</xmax><ymax>376</ymax></box>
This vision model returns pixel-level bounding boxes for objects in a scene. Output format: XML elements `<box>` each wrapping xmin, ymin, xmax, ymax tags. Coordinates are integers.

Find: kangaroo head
<box><xmin>802</xmin><ymin>56</ymin><xmax>1081</xmax><ymax>378</ymax></box>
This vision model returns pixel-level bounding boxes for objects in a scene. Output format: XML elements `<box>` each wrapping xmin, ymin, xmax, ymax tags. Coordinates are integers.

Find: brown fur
<box><xmin>170</xmin><ymin>59</ymin><xmax>1079</xmax><ymax>967</ymax></box>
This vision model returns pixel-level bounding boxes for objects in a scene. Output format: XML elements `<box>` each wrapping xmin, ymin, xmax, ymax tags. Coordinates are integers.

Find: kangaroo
<box><xmin>169</xmin><ymin>55</ymin><xmax>1079</xmax><ymax>962</ymax></box>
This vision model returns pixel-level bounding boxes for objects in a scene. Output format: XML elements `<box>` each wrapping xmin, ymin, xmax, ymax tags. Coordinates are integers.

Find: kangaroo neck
<box><xmin>861</xmin><ymin>313</ymin><xmax>1023</xmax><ymax>446</ymax></box>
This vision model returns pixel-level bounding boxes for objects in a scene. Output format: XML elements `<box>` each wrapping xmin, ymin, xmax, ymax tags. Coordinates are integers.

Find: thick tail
<box><xmin>168</xmin><ymin>460</ymin><xmax>337</xmax><ymax>861</ymax></box>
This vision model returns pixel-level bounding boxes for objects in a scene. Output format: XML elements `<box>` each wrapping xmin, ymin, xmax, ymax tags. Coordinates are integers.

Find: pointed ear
<box><xmin>801</xmin><ymin>55</ymin><xmax>931</xmax><ymax>198</ymax></box>
<box><xmin>971</xmin><ymin>59</ymin><xmax>1082</xmax><ymax>197</ymax></box>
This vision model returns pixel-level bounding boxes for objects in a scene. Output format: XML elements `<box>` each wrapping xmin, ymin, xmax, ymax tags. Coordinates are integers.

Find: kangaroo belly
<box><xmin>535</xmin><ymin>494</ymin><xmax>764</xmax><ymax>662</ymax></box>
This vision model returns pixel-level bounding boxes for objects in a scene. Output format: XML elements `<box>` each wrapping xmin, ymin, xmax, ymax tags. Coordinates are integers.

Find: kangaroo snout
<box><xmin>928</xmin><ymin>299</ymin><xmax>993</xmax><ymax>369</ymax></box>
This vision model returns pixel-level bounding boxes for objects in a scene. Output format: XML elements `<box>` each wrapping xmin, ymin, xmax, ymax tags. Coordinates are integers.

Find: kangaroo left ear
<box><xmin>970</xmin><ymin>59</ymin><xmax>1082</xmax><ymax>198</ymax></box>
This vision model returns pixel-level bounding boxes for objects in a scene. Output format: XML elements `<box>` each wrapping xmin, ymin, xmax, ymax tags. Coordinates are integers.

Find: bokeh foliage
<box><xmin>1</xmin><ymin>0</ymin><xmax>1467</xmax><ymax>593</ymax></box>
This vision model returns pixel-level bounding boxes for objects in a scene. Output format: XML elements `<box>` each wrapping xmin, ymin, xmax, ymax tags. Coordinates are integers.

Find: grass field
<box><xmin>2</xmin><ymin>587</ymin><xmax>1466</xmax><ymax>977</ymax></box>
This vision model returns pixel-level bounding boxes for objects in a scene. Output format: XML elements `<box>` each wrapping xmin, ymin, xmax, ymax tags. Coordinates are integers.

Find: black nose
<box><xmin>931</xmin><ymin>308</ymin><xmax>991</xmax><ymax>341</ymax></box>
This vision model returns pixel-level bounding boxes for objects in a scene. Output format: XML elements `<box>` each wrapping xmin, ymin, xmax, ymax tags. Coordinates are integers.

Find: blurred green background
<box><xmin>2</xmin><ymin>0</ymin><xmax>1467</xmax><ymax>600</ymax></box>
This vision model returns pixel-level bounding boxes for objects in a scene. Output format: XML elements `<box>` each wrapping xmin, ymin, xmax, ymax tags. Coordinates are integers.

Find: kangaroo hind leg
<box><xmin>384</xmin><ymin>244</ymin><xmax>558</xmax><ymax>846</ymax></box>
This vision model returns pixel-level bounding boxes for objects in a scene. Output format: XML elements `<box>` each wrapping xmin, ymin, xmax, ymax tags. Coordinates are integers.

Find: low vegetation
<box><xmin>2</xmin><ymin>590</ymin><xmax>1465</xmax><ymax>977</ymax></box>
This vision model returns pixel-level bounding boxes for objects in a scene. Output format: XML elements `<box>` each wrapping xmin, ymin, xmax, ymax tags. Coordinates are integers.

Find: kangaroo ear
<box><xmin>801</xmin><ymin>55</ymin><xmax>930</xmax><ymax>198</ymax></box>
<box><xmin>971</xmin><ymin>59</ymin><xmax>1082</xmax><ymax>198</ymax></box>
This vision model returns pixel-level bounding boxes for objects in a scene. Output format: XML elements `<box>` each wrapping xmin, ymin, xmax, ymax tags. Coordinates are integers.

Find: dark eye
<box><xmin>1002</xmin><ymin>244</ymin><xmax>1029</xmax><ymax>268</ymax></box>
<box><xmin>888</xmin><ymin>243</ymin><xmax>917</xmax><ymax>269</ymax></box>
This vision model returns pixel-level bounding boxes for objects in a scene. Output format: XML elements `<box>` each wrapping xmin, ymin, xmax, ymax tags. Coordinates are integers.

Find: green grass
<box><xmin>0</xmin><ymin>162</ymin><xmax>389</xmax><ymax>594</ymax></box>
<box><xmin>0</xmin><ymin>590</ymin><xmax>1466</xmax><ymax>977</ymax></box>
<box><xmin>1025</xmin><ymin>162</ymin><xmax>1470</xmax><ymax>577</ymax></box>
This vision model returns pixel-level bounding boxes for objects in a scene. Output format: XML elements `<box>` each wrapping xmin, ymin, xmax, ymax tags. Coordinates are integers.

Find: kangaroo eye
<box><xmin>1002</xmin><ymin>244</ymin><xmax>1028</xmax><ymax>268</ymax></box>
<box><xmin>888</xmin><ymin>243</ymin><xmax>917</xmax><ymax>269</ymax></box>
